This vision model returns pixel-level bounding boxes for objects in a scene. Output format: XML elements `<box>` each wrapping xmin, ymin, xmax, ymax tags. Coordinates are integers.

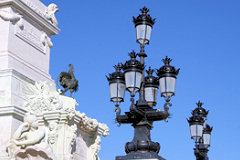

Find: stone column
<box><xmin>0</xmin><ymin>0</ymin><xmax>59</xmax><ymax>158</ymax></box>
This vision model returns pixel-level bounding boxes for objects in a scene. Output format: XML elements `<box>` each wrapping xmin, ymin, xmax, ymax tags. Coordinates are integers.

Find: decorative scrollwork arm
<box><xmin>163</xmin><ymin>99</ymin><xmax>172</xmax><ymax>122</ymax></box>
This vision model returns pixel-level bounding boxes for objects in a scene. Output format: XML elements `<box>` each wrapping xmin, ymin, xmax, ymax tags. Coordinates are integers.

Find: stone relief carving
<box><xmin>90</xmin><ymin>135</ymin><xmax>101</xmax><ymax>160</ymax></box>
<box><xmin>8</xmin><ymin>81</ymin><xmax>108</xmax><ymax>160</ymax></box>
<box><xmin>24</xmin><ymin>81</ymin><xmax>63</xmax><ymax>115</ymax></box>
<box><xmin>47</xmin><ymin>122</ymin><xmax>58</xmax><ymax>150</ymax></box>
<box><xmin>65</xmin><ymin>106</ymin><xmax>77</xmax><ymax>120</ymax></box>
<box><xmin>15</xmin><ymin>23</ymin><xmax>47</xmax><ymax>54</ymax></box>
<box><xmin>76</xmin><ymin>112</ymin><xmax>99</xmax><ymax>132</ymax></box>
<box><xmin>89</xmin><ymin>124</ymin><xmax>109</xmax><ymax>160</ymax></box>
<box><xmin>7</xmin><ymin>114</ymin><xmax>47</xmax><ymax>158</ymax></box>
<box><xmin>0</xmin><ymin>9</ymin><xmax>23</xmax><ymax>28</ymax></box>
<box><xmin>66</xmin><ymin>124</ymin><xmax>77</xmax><ymax>159</ymax></box>
<box><xmin>0</xmin><ymin>1</ymin><xmax>57</xmax><ymax>54</ymax></box>
<box><xmin>45</xmin><ymin>4</ymin><xmax>59</xmax><ymax>26</ymax></box>
<box><xmin>99</xmin><ymin>123</ymin><xmax>110</xmax><ymax>137</ymax></box>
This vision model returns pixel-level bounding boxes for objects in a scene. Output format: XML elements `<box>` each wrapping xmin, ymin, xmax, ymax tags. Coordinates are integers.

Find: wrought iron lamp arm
<box><xmin>145</xmin><ymin>110</ymin><xmax>169</xmax><ymax>121</ymax></box>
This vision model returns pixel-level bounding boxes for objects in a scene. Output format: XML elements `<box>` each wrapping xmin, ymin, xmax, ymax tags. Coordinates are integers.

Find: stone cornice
<box><xmin>0</xmin><ymin>105</ymin><xmax>26</xmax><ymax>120</ymax></box>
<box><xmin>0</xmin><ymin>69</ymin><xmax>34</xmax><ymax>84</ymax></box>
<box><xmin>0</xmin><ymin>0</ymin><xmax>60</xmax><ymax>35</ymax></box>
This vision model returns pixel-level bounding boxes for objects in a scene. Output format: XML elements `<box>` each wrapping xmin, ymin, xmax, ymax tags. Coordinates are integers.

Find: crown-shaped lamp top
<box><xmin>157</xmin><ymin>56</ymin><xmax>180</xmax><ymax>78</ymax></box>
<box><xmin>192</xmin><ymin>101</ymin><xmax>209</xmax><ymax>118</ymax></box>
<box><xmin>140</xmin><ymin>6</ymin><xmax>149</xmax><ymax>15</ymax></box>
<box><xmin>145</xmin><ymin>67</ymin><xmax>159</xmax><ymax>87</ymax></box>
<box><xmin>146</xmin><ymin>66</ymin><xmax>154</xmax><ymax>76</ymax></box>
<box><xmin>197</xmin><ymin>100</ymin><xmax>203</xmax><ymax>108</ymax></box>
<box><xmin>106</xmin><ymin>63</ymin><xmax>125</xmax><ymax>83</ymax></box>
<box><xmin>114</xmin><ymin>63</ymin><xmax>122</xmax><ymax>73</ymax></box>
<box><xmin>129</xmin><ymin>50</ymin><xmax>137</xmax><ymax>59</ymax></box>
<box><xmin>133</xmin><ymin>6</ymin><xmax>155</xmax><ymax>27</ymax></box>
<box><xmin>162</xmin><ymin>56</ymin><xmax>172</xmax><ymax>65</ymax></box>
<box><xmin>123</xmin><ymin>50</ymin><xmax>144</xmax><ymax>72</ymax></box>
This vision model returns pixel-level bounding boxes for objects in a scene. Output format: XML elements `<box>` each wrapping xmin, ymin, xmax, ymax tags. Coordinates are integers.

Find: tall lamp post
<box><xmin>106</xmin><ymin>7</ymin><xmax>180</xmax><ymax>160</ymax></box>
<box><xmin>188</xmin><ymin>101</ymin><xmax>213</xmax><ymax>160</ymax></box>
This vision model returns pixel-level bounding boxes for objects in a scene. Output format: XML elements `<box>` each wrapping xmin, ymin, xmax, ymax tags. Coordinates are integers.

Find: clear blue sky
<box><xmin>43</xmin><ymin>0</ymin><xmax>240</xmax><ymax>159</ymax></box>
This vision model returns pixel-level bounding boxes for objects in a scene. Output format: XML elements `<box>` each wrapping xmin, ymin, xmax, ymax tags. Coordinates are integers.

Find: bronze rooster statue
<box><xmin>57</xmin><ymin>64</ymin><xmax>78</xmax><ymax>97</ymax></box>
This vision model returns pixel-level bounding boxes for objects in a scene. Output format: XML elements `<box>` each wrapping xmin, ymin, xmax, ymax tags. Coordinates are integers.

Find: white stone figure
<box><xmin>46</xmin><ymin>3</ymin><xmax>59</xmax><ymax>26</ymax></box>
<box><xmin>0</xmin><ymin>9</ymin><xmax>23</xmax><ymax>28</ymax></box>
<box><xmin>7</xmin><ymin>114</ymin><xmax>46</xmax><ymax>158</ymax></box>
<box><xmin>47</xmin><ymin>122</ymin><xmax>58</xmax><ymax>150</ymax></box>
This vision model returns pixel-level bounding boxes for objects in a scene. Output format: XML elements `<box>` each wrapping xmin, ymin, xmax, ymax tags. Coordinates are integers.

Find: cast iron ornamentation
<box><xmin>156</xmin><ymin>56</ymin><xmax>180</xmax><ymax>79</ymax></box>
<box><xmin>133</xmin><ymin>6</ymin><xmax>156</xmax><ymax>27</ymax></box>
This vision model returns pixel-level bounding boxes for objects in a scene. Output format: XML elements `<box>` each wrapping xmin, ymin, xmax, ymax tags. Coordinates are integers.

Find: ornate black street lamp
<box><xmin>107</xmin><ymin>7</ymin><xmax>180</xmax><ymax>160</ymax></box>
<box><xmin>188</xmin><ymin>101</ymin><xmax>213</xmax><ymax>160</ymax></box>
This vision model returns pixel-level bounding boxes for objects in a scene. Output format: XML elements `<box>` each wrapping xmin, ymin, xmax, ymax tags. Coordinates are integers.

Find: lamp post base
<box><xmin>116</xmin><ymin>151</ymin><xmax>165</xmax><ymax>160</ymax></box>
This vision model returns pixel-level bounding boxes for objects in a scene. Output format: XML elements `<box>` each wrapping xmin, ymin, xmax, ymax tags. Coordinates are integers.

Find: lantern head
<box><xmin>188</xmin><ymin>114</ymin><xmax>204</xmax><ymax>140</ymax></box>
<box><xmin>203</xmin><ymin>124</ymin><xmax>213</xmax><ymax>147</ymax></box>
<box><xmin>133</xmin><ymin>6</ymin><xmax>155</xmax><ymax>45</ymax></box>
<box><xmin>106</xmin><ymin>64</ymin><xmax>126</xmax><ymax>104</ymax></box>
<box><xmin>144</xmin><ymin>67</ymin><xmax>159</xmax><ymax>106</ymax></box>
<box><xmin>122</xmin><ymin>50</ymin><xmax>144</xmax><ymax>93</ymax></box>
<box><xmin>157</xmin><ymin>56</ymin><xmax>180</xmax><ymax>98</ymax></box>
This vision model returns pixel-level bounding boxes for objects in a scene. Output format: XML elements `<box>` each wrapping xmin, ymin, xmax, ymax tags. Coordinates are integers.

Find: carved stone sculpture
<box><xmin>7</xmin><ymin>81</ymin><xmax>108</xmax><ymax>160</ymax></box>
<box><xmin>24</xmin><ymin>81</ymin><xmax>63</xmax><ymax>115</ymax></box>
<box><xmin>0</xmin><ymin>9</ymin><xmax>23</xmax><ymax>28</ymax></box>
<box><xmin>45</xmin><ymin>3</ymin><xmax>59</xmax><ymax>26</ymax></box>
<box><xmin>7</xmin><ymin>114</ymin><xmax>46</xmax><ymax>158</ymax></box>
<box><xmin>47</xmin><ymin>122</ymin><xmax>58</xmax><ymax>150</ymax></box>
<box><xmin>66</xmin><ymin>124</ymin><xmax>77</xmax><ymax>159</ymax></box>
<box><xmin>57</xmin><ymin>64</ymin><xmax>79</xmax><ymax>97</ymax></box>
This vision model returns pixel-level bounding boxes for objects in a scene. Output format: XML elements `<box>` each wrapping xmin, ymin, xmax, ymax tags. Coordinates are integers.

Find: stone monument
<box><xmin>0</xmin><ymin>0</ymin><xmax>109</xmax><ymax>159</ymax></box>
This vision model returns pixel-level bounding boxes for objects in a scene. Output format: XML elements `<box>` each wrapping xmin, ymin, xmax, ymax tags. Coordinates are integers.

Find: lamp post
<box><xmin>106</xmin><ymin>7</ymin><xmax>180</xmax><ymax>160</ymax></box>
<box><xmin>188</xmin><ymin>101</ymin><xmax>213</xmax><ymax>160</ymax></box>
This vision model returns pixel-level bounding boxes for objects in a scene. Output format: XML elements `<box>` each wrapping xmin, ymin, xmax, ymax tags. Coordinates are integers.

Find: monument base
<box><xmin>3</xmin><ymin>81</ymin><xmax>109</xmax><ymax>160</ymax></box>
<box><xmin>116</xmin><ymin>151</ymin><xmax>165</xmax><ymax>160</ymax></box>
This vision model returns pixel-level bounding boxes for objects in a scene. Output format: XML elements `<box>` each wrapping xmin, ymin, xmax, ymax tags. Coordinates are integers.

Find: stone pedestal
<box><xmin>0</xmin><ymin>0</ymin><xmax>59</xmax><ymax>158</ymax></box>
<box><xmin>0</xmin><ymin>1</ymin><xmax>109</xmax><ymax>160</ymax></box>
<box><xmin>0</xmin><ymin>0</ymin><xmax>59</xmax><ymax>82</ymax></box>
<box><xmin>6</xmin><ymin>81</ymin><xmax>109</xmax><ymax>160</ymax></box>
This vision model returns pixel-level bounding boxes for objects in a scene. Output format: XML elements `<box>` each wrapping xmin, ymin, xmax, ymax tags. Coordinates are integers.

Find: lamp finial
<box><xmin>196</xmin><ymin>101</ymin><xmax>203</xmax><ymax>108</ymax></box>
